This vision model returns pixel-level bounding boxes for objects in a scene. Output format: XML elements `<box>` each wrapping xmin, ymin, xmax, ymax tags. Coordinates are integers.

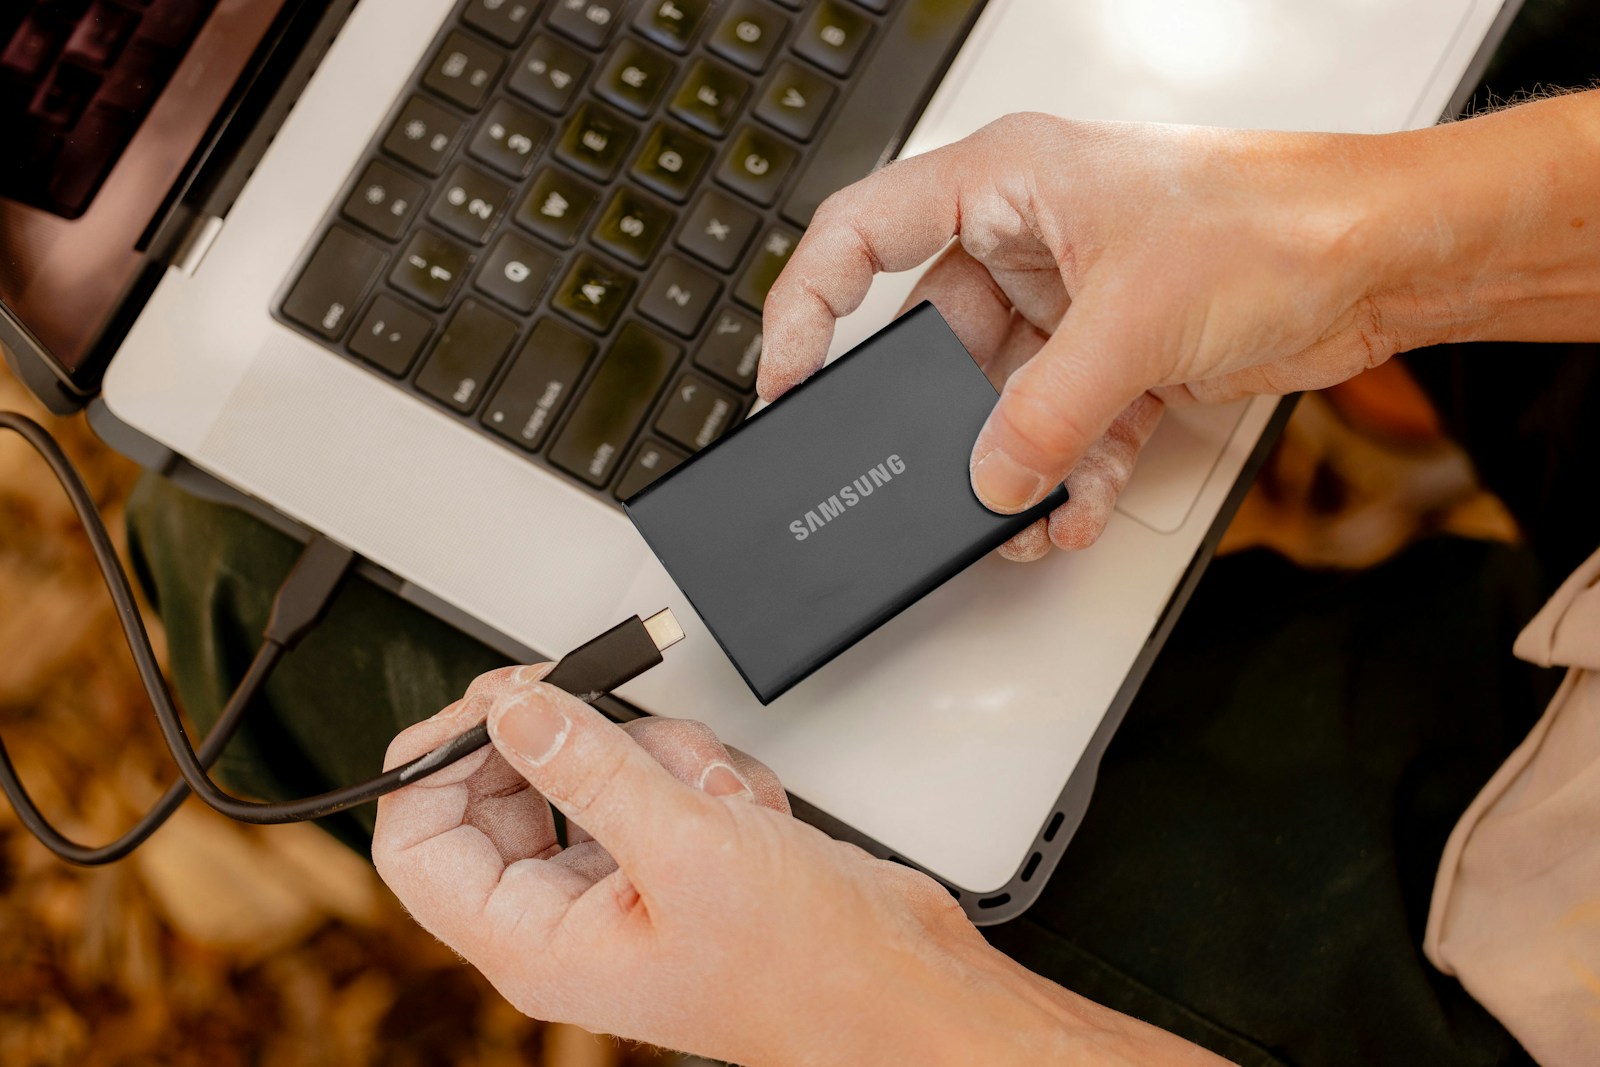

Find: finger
<box><xmin>373</xmin><ymin>664</ymin><xmax>559</xmax><ymax>948</ymax></box>
<box><xmin>565</xmin><ymin>716</ymin><xmax>743</xmax><ymax>846</ymax></box>
<box><xmin>1158</xmin><ymin>325</ymin><xmax>1392</xmax><ymax>406</ymax></box>
<box><xmin>548</xmin><ymin>838</ymin><xmax>619</xmax><ymax>883</ymax></box>
<box><xmin>1047</xmin><ymin>392</ymin><xmax>1164</xmax><ymax>551</ymax></box>
<box><xmin>620</xmin><ymin>719</ymin><xmax>787</xmax><ymax>810</ymax></box>
<box><xmin>487</xmin><ymin>681</ymin><xmax>707</xmax><ymax>887</ymax></box>
<box><xmin>997</xmin><ymin>518</ymin><xmax>1051</xmax><ymax>562</ymax></box>
<box><xmin>464</xmin><ymin>746</ymin><xmax>560</xmax><ymax>865</ymax></box>
<box><xmin>970</xmin><ymin>295</ymin><xmax>1150</xmax><ymax>514</ymax></box>
<box><xmin>374</xmin><ymin>665</ymin><xmax>534</xmax><ymax>856</ymax></box>
<box><xmin>624</xmin><ymin>717</ymin><xmax>748</xmax><ymax>795</ymax></box>
<box><xmin>758</xmin><ymin>148</ymin><xmax>963</xmax><ymax>401</ymax></box>
<box><xmin>723</xmin><ymin>745</ymin><xmax>790</xmax><ymax>815</ymax></box>
<box><xmin>896</xmin><ymin>243</ymin><xmax>1017</xmax><ymax>372</ymax></box>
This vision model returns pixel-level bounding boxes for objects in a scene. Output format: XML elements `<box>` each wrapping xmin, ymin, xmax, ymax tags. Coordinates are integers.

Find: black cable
<box><xmin>2</xmin><ymin>411</ymin><xmax>684</xmax><ymax>853</ymax></box>
<box><xmin>1</xmin><ymin>411</ymin><xmax>355</xmax><ymax>862</ymax></box>
<box><xmin>0</xmin><ymin>643</ymin><xmax>280</xmax><ymax>865</ymax></box>
<box><xmin>151</xmin><ymin>608</ymin><xmax>684</xmax><ymax>824</ymax></box>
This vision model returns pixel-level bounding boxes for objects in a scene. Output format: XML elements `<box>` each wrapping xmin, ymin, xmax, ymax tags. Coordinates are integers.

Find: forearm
<box><xmin>779</xmin><ymin>933</ymin><xmax>1231</xmax><ymax>1067</ymax></box>
<box><xmin>1364</xmin><ymin>89</ymin><xmax>1600</xmax><ymax>350</ymax></box>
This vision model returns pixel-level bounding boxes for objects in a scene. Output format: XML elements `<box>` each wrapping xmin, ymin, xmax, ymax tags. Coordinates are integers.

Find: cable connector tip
<box><xmin>642</xmin><ymin>608</ymin><xmax>685</xmax><ymax>652</ymax></box>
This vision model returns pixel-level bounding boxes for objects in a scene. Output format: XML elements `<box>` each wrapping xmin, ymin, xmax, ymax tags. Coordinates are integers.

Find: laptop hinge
<box><xmin>168</xmin><ymin>213</ymin><xmax>226</xmax><ymax>277</ymax></box>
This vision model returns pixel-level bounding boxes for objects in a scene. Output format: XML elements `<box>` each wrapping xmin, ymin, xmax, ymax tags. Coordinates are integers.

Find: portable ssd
<box><xmin>624</xmin><ymin>302</ymin><xmax>1069</xmax><ymax>705</ymax></box>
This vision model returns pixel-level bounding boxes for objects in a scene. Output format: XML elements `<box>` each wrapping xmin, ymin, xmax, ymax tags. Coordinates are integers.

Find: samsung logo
<box><xmin>789</xmin><ymin>454</ymin><xmax>906</xmax><ymax>541</ymax></box>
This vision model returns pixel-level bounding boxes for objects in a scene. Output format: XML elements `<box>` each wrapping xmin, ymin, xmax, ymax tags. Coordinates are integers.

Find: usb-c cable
<box><xmin>0</xmin><ymin>410</ymin><xmax>684</xmax><ymax>862</ymax></box>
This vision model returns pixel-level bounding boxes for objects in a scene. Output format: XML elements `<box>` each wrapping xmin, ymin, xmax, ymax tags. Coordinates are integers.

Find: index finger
<box><xmin>757</xmin><ymin>146</ymin><xmax>963</xmax><ymax>401</ymax></box>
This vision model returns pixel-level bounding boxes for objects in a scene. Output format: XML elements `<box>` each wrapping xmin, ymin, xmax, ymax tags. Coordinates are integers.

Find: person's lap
<box><xmin>125</xmin><ymin>468</ymin><xmax>1550</xmax><ymax>1066</ymax></box>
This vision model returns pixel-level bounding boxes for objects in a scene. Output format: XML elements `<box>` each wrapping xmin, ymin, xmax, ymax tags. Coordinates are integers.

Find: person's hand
<box><xmin>759</xmin><ymin>101</ymin><xmax>1600</xmax><ymax>559</ymax></box>
<box><xmin>373</xmin><ymin>667</ymin><xmax>1224</xmax><ymax>1066</ymax></box>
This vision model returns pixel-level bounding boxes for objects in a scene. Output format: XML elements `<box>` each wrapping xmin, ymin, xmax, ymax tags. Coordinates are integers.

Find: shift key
<box><xmin>483</xmin><ymin>319</ymin><xmax>597</xmax><ymax>451</ymax></box>
<box><xmin>550</xmin><ymin>321</ymin><xmax>680</xmax><ymax>487</ymax></box>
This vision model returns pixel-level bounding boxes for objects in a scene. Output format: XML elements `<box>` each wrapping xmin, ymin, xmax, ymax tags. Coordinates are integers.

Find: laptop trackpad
<box><xmin>1115</xmin><ymin>398</ymin><xmax>1250</xmax><ymax>534</ymax></box>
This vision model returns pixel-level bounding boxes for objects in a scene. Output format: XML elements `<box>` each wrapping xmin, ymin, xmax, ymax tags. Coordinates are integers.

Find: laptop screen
<box><xmin>0</xmin><ymin>1</ymin><xmax>279</xmax><ymax>390</ymax></box>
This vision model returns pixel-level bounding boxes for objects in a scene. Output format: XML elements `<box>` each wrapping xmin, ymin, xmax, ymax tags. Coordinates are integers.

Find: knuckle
<box><xmin>462</xmin><ymin>664</ymin><xmax>523</xmax><ymax>702</ymax></box>
<box><xmin>809</xmin><ymin>188</ymin><xmax>854</xmax><ymax>231</ymax></box>
<box><xmin>998</xmin><ymin>378</ymin><xmax>1093</xmax><ymax>463</ymax></box>
<box><xmin>1356</xmin><ymin>296</ymin><xmax>1397</xmax><ymax>370</ymax></box>
<box><xmin>555</xmin><ymin>740</ymin><xmax>634</xmax><ymax>823</ymax></box>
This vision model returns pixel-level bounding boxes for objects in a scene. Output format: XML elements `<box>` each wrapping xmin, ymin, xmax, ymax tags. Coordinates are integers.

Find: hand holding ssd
<box><xmin>624</xmin><ymin>303</ymin><xmax>1069</xmax><ymax>704</ymax></box>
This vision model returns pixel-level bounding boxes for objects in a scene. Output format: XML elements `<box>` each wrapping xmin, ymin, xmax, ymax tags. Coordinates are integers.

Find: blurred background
<box><xmin>0</xmin><ymin>335</ymin><xmax>1519</xmax><ymax>1067</ymax></box>
<box><xmin>0</xmin><ymin>361</ymin><xmax>698</xmax><ymax>1067</ymax></box>
<box><xmin>6</xmin><ymin>1</ymin><xmax>1597</xmax><ymax>1060</ymax></box>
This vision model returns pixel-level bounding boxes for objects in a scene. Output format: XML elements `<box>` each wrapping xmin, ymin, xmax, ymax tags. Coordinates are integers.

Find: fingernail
<box><xmin>491</xmin><ymin>688</ymin><xmax>570</xmax><ymax>767</ymax></box>
<box><xmin>698</xmin><ymin>761</ymin><xmax>752</xmax><ymax>799</ymax></box>
<box><xmin>972</xmin><ymin>448</ymin><xmax>1046</xmax><ymax>513</ymax></box>
<box><xmin>511</xmin><ymin>663</ymin><xmax>554</xmax><ymax>685</ymax></box>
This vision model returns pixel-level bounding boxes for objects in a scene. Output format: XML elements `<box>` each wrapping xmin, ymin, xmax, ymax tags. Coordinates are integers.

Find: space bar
<box><xmin>780</xmin><ymin>0</ymin><xmax>983</xmax><ymax>228</ymax></box>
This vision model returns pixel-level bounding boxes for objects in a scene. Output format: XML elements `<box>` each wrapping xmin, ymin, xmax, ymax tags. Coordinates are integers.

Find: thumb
<box><xmin>487</xmin><ymin>679</ymin><xmax>703</xmax><ymax>883</ymax></box>
<box><xmin>970</xmin><ymin>298</ymin><xmax>1147</xmax><ymax>513</ymax></box>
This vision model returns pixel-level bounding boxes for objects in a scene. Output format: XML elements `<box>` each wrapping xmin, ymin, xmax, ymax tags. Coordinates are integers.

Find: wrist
<box><xmin>761</xmin><ymin>925</ymin><xmax>1216</xmax><ymax>1067</ymax></box>
<box><xmin>1358</xmin><ymin>91</ymin><xmax>1600</xmax><ymax>350</ymax></box>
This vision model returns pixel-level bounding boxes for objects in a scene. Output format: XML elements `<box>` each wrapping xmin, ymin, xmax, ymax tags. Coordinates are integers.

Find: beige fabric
<box><xmin>1425</xmin><ymin>545</ymin><xmax>1600</xmax><ymax>1065</ymax></box>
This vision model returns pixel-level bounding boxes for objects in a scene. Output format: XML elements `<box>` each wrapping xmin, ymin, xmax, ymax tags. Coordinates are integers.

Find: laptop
<box><xmin>0</xmin><ymin>0</ymin><xmax>1515</xmax><ymax>921</ymax></box>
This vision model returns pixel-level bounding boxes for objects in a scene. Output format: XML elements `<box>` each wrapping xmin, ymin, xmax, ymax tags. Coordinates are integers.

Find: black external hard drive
<box><xmin>624</xmin><ymin>302</ymin><xmax>1069</xmax><ymax>704</ymax></box>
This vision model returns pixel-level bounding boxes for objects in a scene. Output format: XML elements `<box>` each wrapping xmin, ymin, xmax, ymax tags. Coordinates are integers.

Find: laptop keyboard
<box><xmin>278</xmin><ymin>0</ymin><xmax>975</xmax><ymax>507</ymax></box>
<box><xmin>0</xmin><ymin>0</ymin><xmax>213</xmax><ymax>219</ymax></box>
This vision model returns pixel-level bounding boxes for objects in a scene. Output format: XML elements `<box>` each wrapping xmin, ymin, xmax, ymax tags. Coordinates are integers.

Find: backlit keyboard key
<box><xmin>615</xmin><ymin>438</ymin><xmax>687</xmax><ymax>500</ymax></box>
<box><xmin>474</xmin><ymin>231</ymin><xmax>559</xmax><ymax>313</ymax></box>
<box><xmin>469</xmin><ymin>99</ymin><xmax>551</xmax><ymax>178</ymax></box>
<box><xmin>483</xmin><ymin>318</ymin><xmax>596</xmax><ymax>450</ymax></box>
<box><xmin>668</xmin><ymin>58</ymin><xmax>748</xmax><ymax>137</ymax></box>
<box><xmin>508</xmin><ymin>35</ymin><xmax>590</xmax><ymax>113</ymax></box>
<box><xmin>282</xmin><ymin>226</ymin><xmax>386</xmax><ymax>339</ymax></box>
<box><xmin>655</xmin><ymin>372</ymin><xmax>739</xmax><ymax>451</ymax></box>
<box><xmin>552</xmin><ymin>253</ymin><xmax>635</xmax><ymax>333</ymax></box>
<box><xmin>634</xmin><ymin>0</ymin><xmax>714</xmax><ymax>53</ymax></box>
<box><xmin>693</xmin><ymin>306</ymin><xmax>763</xmax><ymax>388</ymax></box>
<box><xmin>341</xmin><ymin>159</ymin><xmax>424</xmax><ymax>241</ymax></box>
<box><xmin>593</xmin><ymin>187</ymin><xmax>676</xmax><ymax>267</ymax></box>
<box><xmin>463</xmin><ymin>0</ymin><xmax>537</xmax><ymax>46</ymax></box>
<box><xmin>390</xmin><ymin>229</ymin><xmax>472</xmax><ymax>309</ymax></box>
<box><xmin>793</xmin><ymin>0</ymin><xmax>872</xmax><ymax>76</ymax></box>
<box><xmin>755</xmin><ymin>62</ymin><xmax>834</xmax><ymax>141</ymax></box>
<box><xmin>677</xmin><ymin>188</ymin><xmax>759</xmax><ymax>271</ymax></box>
<box><xmin>733</xmin><ymin>224</ymin><xmax>799</xmax><ymax>310</ymax></box>
<box><xmin>423</xmin><ymin>31</ymin><xmax>502</xmax><ymax>110</ymax></box>
<box><xmin>549</xmin><ymin>321</ymin><xmax>680</xmax><ymax>486</ymax></box>
<box><xmin>515</xmin><ymin>167</ymin><xmax>600</xmax><ymax>246</ymax></box>
<box><xmin>383</xmin><ymin>95</ymin><xmax>465</xmax><ymax>176</ymax></box>
<box><xmin>638</xmin><ymin>255</ymin><xmax>720</xmax><ymax>337</ymax></box>
<box><xmin>709</xmin><ymin>0</ymin><xmax>789</xmax><ymax>73</ymax></box>
<box><xmin>595</xmin><ymin>38</ymin><xmax>676</xmax><ymax>117</ymax></box>
<box><xmin>548</xmin><ymin>0</ymin><xmax>626</xmax><ymax>50</ymax></box>
<box><xmin>349</xmin><ymin>295</ymin><xmax>434</xmax><ymax>376</ymax></box>
<box><xmin>716</xmin><ymin>125</ymin><xmax>796</xmax><ymax>206</ymax></box>
<box><xmin>555</xmin><ymin>100</ymin><xmax>638</xmax><ymax>181</ymax></box>
<box><xmin>427</xmin><ymin>163</ymin><xmax>512</xmax><ymax>243</ymax></box>
<box><xmin>415</xmin><ymin>298</ymin><xmax>520</xmax><ymax>412</ymax></box>
<box><xmin>630</xmin><ymin>122</ymin><xmax>712</xmax><ymax>202</ymax></box>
